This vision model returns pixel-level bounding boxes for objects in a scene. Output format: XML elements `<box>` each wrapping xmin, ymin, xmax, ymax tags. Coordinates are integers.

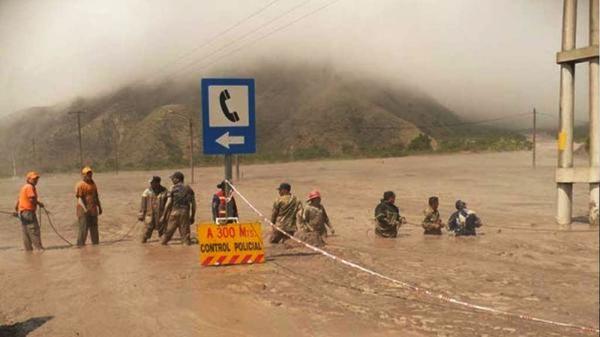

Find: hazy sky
<box><xmin>0</xmin><ymin>0</ymin><xmax>595</xmax><ymax>128</ymax></box>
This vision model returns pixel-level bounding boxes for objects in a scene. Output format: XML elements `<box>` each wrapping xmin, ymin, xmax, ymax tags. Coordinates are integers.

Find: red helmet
<box><xmin>307</xmin><ymin>190</ymin><xmax>321</xmax><ymax>200</ymax></box>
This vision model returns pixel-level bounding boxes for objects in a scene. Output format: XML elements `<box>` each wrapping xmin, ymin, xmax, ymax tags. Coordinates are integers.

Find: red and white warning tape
<box><xmin>201</xmin><ymin>253</ymin><xmax>264</xmax><ymax>266</ymax></box>
<box><xmin>225</xmin><ymin>180</ymin><xmax>599</xmax><ymax>334</ymax></box>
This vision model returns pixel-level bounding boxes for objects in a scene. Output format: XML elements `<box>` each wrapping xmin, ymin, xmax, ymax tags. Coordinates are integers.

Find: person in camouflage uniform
<box><xmin>160</xmin><ymin>171</ymin><xmax>196</xmax><ymax>245</ymax></box>
<box><xmin>295</xmin><ymin>190</ymin><xmax>334</xmax><ymax>247</ymax></box>
<box><xmin>374</xmin><ymin>191</ymin><xmax>406</xmax><ymax>238</ymax></box>
<box><xmin>298</xmin><ymin>190</ymin><xmax>334</xmax><ymax>237</ymax></box>
<box><xmin>422</xmin><ymin>196</ymin><xmax>445</xmax><ymax>235</ymax></box>
<box><xmin>448</xmin><ymin>200</ymin><xmax>482</xmax><ymax>236</ymax></box>
<box><xmin>270</xmin><ymin>182</ymin><xmax>301</xmax><ymax>244</ymax></box>
<box><xmin>138</xmin><ymin>176</ymin><xmax>168</xmax><ymax>243</ymax></box>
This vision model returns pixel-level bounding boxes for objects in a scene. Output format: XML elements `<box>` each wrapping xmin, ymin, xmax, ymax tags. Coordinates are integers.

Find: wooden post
<box><xmin>32</xmin><ymin>137</ymin><xmax>37</xmax><ymax>169</ymax></box>
<box><xmin>532</xmin><ymin>108</ymin><xmax>537</xmax><ymax>168</ymax></box>
<box><xmin>189</xmin><ymin>119</ymin><xmax>194</xmax><ymax>184</ymax></box>
<box><xmin>115</xmin><ymin>135</ymin><xmax>119</xmax><ymax>175</ymax></box>
<box><xmin>11</xmin><ymin>152</ymin><xmax>16</xmax><ymax>178</ymax></box>
<box><xmin>69</xmin><ymin>110</ymin><xmax>85</xmax><ymax>169</ymax></box>
<box><xmin>77</xmin><ymin>112</ymin><xmax>83</xmax><ymax>169</ymax></box>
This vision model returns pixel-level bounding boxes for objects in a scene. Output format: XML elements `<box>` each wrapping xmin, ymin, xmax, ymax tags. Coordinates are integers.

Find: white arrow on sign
<box><xmin>216</xmin><ymin>132</ymin><xmax>245</xmax><ymax>149</ymax></box>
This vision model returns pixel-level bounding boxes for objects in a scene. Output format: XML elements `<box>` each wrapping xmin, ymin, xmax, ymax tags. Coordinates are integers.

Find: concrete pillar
<box><xmin>557</xmin><ymin>0</ymin><xmax>577</xmax><ymax>226</ymax></box>
<box><xmin>590</xmin><ymin>0</ymin><xmax>599</xmax><ymax>223</ymax></box>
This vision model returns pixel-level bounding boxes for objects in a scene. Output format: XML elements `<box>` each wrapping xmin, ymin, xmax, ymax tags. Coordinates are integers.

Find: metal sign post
<box><xmin>224</xmin><ymin>154</ymin><xmax>233</xmax><ymax>217</ymax></box>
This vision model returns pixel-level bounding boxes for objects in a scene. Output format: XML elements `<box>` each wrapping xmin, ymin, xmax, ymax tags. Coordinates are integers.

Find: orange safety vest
<box><xmin>215</xmin><ymin>190</ymin><xmax>227</xmax><ymax>217</ymax></box>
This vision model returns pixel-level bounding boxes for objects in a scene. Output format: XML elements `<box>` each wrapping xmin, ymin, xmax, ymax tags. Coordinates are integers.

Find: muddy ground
<box><xmin>0</xmin><ymin>142</ymin><xmax>598</xmax><ymax>337</ymax></box>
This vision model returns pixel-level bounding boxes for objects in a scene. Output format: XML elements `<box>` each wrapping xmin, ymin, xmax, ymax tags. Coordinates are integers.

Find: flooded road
<box><xmin>1</xmin><ymin>145</ymin><xmax>598</xmax><ymax>336</ymax></box>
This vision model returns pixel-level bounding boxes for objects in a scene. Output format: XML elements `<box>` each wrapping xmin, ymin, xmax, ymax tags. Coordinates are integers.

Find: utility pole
<box><xmin>532</xmin><ymin>108</ymin><xmax>537</xmax><ymax>168</ymax></box>
<box><xmin>554</xmin><ymin>0</ymin><xmax>600</xmax><ymax>227</ymax></box>
<box><xmin>165</xmin><ymin>109</ymin><xmax>194</xmax><ymax>184</ymax></box>
<box><xmin>115</xmin><ymin>135</ymin><xmax>119</xmax><ymax>175</ymax></box>
<box><xmin>589</xmin><ymin>0</ymin><xmax>599</xmax><ymax>224</ymax></box>
<box><xmin>189</xmin><ymin>119</ymin><xmax>194</xmax><ymax>184</ymax></box>
<box><xmin>32</xmin><ymin>137</ymin><xmax>37</xmax><ymax>169</ymax></box>
<box><xmin>69</xmin><ymin>110</ymin><xmax>84</xmax><ymax>169</ymax></box>
<box><xmin>111</xmin><ymin>118</ymin><xmax>119</xmax><ymax>175</ymax></box>
<box><xmin>11</xmin><ymin>152</ymin><xmax>16</xmax><ymax>178</ymax></box>
<box><xmin>556</xmin><ymin>0</ymin><xmax>576</xmax><ymax>227</ymax></box>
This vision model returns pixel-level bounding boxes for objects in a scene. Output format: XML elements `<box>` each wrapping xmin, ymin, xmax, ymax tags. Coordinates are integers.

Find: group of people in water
<box><xmin>12</xmin><ymin>168</ymin><xmax>482</xmax><ymax>251</ymax></box>
<box><xmin>374</xmin><ymin>192</ymin><xmax>482</xmax><ymax>238</ymax></box>
<box><xmin>265</xmin><ymin>183</ymin><xmax>482</xmax><ymax>247</ymax></box>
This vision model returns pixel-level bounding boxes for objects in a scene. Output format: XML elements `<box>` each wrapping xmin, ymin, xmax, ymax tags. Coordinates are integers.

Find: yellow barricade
<box><xmin>198</xmin><ymin>222</ymin><xmax>265</xmax><ymax>266</ymax></box>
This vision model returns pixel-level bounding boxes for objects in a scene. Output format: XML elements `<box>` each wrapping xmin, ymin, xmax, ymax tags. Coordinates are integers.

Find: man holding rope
<box><xmin>76</xmin><ymin>166</ymin><xmax>103</xmax><ymax>246</ymax></box>
<box><xmin>422</xmin><ymin>196</ymin><xmax>445</xmax><ymax>235</ymax></box>
<box><xmin>14</xmin><ymin>171</ymin><xmax>45</xmax><ymax>251</ymax></box>
<box><xmin>447</xmin><ymin>200</ymin><xmax>482</xmax><ymax>236</ymax></box>
<box><xmin>374</xmin><ymin>191</ymin><xmax>406</xmax><ymax>238</ymax></box>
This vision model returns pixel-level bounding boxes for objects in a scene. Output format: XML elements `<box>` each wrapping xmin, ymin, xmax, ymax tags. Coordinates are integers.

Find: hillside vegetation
<box><xmin>0</xmin><ymin>62</ymin><xmax>529</xmax><ymax>175</ymax></box>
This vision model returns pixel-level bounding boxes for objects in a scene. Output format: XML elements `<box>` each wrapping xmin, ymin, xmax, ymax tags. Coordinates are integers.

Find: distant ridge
<box><xmin>0</xmin><ymin>61</ymin><xmax>515</xmax><ymax>175</ymax></box>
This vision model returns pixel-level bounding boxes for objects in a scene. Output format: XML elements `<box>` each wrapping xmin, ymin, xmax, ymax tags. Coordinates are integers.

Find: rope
<box><xmin>485</xmin><ymin>223</ymin><xmax>599</xmax><ymax>233</ymax></box>
<box><xmin>406</xmin><ymin>220</ymin><xmax>599</xmax><ymax>234</ymax></box>
<box><xmin>102</xmin><ymin>220</ymin><xmax>140</xmax><ymax>244</ymax></box>
<box><xmin>41</xmin><ymin>208</ymin><xmax>74</xmax><ymax>246</ymax></box>
<box><xmin>271</xmin><ymin>260</ymin><xmax>451</xmax><ymax>309</ymax></box>
<box><xmin>225</xmin><ymin>180</ymin><xmax>599</xmax><ymax>334</ymax></box>
<box><xmin>38</xmin><ymin>206</ymin><xmax>140</xmax><ymax>246</ymax></box>
<box><xmin>0</xmin><ymin>210</ymin><xmax>16</xmax><ymax>215</ymax></box>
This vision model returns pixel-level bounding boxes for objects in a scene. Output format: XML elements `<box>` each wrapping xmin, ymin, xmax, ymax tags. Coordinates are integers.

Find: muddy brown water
<box><xmin>1</xmin><ymin>146</ymin><xmax>598</xmax><ymax>336</ymax></box>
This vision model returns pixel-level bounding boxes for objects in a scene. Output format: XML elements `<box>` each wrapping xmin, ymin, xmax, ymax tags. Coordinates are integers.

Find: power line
<box><xmin>145</xmin><ymin>0</ymin><xmax>282</xmax><ymax>83</ymax></box>
<box><xmin>165</xmin><ymin>0</ymin><xmax>316</xmax><ymax>79</ymax></box>
<box><xmin>12</xmin><ymin>2</ymin><xmax>281</xmax><ymax>85</ymax></box>
<box><xmin>56</xmin><ymin>2</ymin><xmax>291</xmax><ymax>173</ymax></box>
<box><xmin>178</xmin><ymin>0</ymin><xmax>342</xmax><ymax>75</ymax></box>
<box><xmin>298</xmin><ymin>111</ymin><xmax>533</xmax><ymax>133</ymax></box>
<box><xmin>418</xmin><ymin>112</ymin><xmax>532</xmax><ymax>128</ymax></box>
<box><xmin>537</xmin><ymin>111</ymin><xmax>589</xmax><ymax>124</ymax></box>
<box><xmin>16</xmin><ymin>1</ymin><xmax>285</xmax><ymax>97</ymax></box>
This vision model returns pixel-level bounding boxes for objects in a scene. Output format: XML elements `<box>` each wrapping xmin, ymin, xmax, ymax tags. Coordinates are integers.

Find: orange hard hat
<box><xmin>81</xmin><ymin>166</ymin><xmax>93</xmax><ymax>175</ymax></box>
<box><xmin>307</xmin><ymin>190</ymin><xmax>321</xmax><ymax>200</ymax></box>
<box><xmin>26</xmin><ymin>171</ymin><xmax>40</xmax><ymax>181</ymax></box>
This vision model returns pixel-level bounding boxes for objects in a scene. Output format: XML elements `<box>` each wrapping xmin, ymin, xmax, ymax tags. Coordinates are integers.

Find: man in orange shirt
<box><xmin>14</xmin><ymin>171</ymin><xmax>45</xmax><ymax>251</ymax></box>
<box><xmin>75</xmin><ymin>166</ymin><xmax>103</xmax><ymax>246</ymax></box>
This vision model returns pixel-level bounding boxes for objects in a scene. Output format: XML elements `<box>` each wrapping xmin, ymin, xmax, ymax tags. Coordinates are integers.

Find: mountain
<box><xmin>0</xmin><ymin>62</ymin><xmax>480</xmax><ymax>175</ymax></box>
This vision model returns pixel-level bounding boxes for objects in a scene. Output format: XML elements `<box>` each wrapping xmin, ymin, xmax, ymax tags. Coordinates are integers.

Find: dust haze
<box><xmin>0</xmin><ymin>0</ymin><xmax>594</xmax><ymax>128</ymax></box>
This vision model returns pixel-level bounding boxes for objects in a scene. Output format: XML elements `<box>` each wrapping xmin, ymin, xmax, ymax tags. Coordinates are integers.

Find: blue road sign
<box><xmin>201</xmin><ymin>78</ymin><xmax>256</xmax><ymax>155</ymax></box>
